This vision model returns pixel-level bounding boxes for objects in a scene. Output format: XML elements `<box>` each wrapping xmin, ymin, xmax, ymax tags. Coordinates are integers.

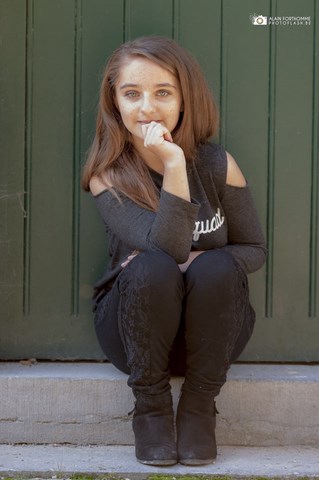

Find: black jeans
<box><xmin>94</xmin><ymin>250</ymin><xmax>256</xmax><ymax>397</ymax></box>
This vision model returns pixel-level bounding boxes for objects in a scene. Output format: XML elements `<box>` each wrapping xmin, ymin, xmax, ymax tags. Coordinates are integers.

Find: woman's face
<box><xmin>114</xmin><ymin>56</ymin><xmax>183</xmax><ymax>148</ymax></box>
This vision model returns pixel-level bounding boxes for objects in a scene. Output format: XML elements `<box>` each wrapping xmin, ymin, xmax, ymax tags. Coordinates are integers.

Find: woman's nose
<box><xmin>140</xmin><ymin>94</ymin><xmax>155</xmax><ymax>113</ymax></box>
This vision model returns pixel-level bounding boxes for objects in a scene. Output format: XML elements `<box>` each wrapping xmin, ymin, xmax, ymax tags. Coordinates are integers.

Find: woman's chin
<box><xmin>131</xmin><ymin>133</ymin><xmax>146</xmax><ymax>149</ymax></box>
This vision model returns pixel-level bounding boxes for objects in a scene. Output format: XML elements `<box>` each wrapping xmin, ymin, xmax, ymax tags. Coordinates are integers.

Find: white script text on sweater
<box><xmin>192</xmin><ymin>209</ymin><xmax>225</xmax><ymax>241</ymax></box>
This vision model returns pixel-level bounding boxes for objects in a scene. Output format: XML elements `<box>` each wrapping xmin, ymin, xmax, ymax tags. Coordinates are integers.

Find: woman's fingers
<box><xmin>141</xmin><ymin>121</ymin><xmax>161</xmax><ymax>145</ymax></box>
<box><xmin>121</xmin><ymin>251</ymin><xmax>140</xmax><ymax>268</ymax></box>
<box><xmin>163</xmin><ymin>130</ymin><xmax>173</xmax><ymax>143</ymax></box>
<box><xmin>142</xmin><ymin>121</ymin><xmax>171</xmax><ymax>147</ymax></box>
<box><xmin>140</xmin><ymin>121</ymin><xmax>182</xmax><ymax>162</ymax></box>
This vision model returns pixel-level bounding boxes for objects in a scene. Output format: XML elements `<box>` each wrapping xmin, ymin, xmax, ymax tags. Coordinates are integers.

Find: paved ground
<box><xmin>0</xmin><ymin>444</ymin><xmax>319</xmax><ymax>478</ymax></box>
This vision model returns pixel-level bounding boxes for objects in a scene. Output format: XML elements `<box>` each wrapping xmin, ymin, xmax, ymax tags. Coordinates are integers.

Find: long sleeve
<box><xmin>93</xmin><ymin>187</ymin><xmax>200</xmax><ymax>264</ymax></box>
<box><xmin>220</xmin><ymin>184</ymin><xmax>267</xmax><ymax>273</ymax></box>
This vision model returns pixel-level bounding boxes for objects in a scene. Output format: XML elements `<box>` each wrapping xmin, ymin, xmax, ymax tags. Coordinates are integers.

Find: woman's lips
<box><xmin>138</xmin><ymin>120</ymin><xmax>161</xmax><ymax>124</ymax></box>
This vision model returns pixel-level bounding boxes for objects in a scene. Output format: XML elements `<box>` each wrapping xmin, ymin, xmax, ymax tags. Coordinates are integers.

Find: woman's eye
<box><xmin>157</xmin><ymin>90</ymin><xmax>169</xmax><ymax>97</ymax></box>
<box><xmin>125</xmin><ymin>91</ymin><xmax>139</xmax><ymax>98</ymax></box>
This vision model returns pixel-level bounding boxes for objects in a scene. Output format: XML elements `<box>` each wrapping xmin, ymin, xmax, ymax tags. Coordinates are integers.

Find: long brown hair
<box><xmin>81</xmin><ymin>36</ymin><xmax>219</xmax><ymax>210</ymax></box>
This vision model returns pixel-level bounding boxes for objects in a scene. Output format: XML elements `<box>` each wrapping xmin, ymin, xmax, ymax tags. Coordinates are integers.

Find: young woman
<box><xmin>82</xmin><ymin>36</ymin><xmax>266</xmax><ymax>467</ymax></box>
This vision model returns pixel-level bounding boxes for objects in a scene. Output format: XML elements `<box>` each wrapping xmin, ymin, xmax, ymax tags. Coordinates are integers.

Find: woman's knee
<box><xmin>185</xmin><ymin>249</ymin><xmax>242</xmax><ymax>292</ymax></box>
<box><xmin>119</xmin><ymin>250</ymin><xmax>184</xmax><ymax>295</ymax></box>
<box><xmin>230</xmin><ymin>304</ymin><xmax>256</xmax><ymax>363</ymax></box>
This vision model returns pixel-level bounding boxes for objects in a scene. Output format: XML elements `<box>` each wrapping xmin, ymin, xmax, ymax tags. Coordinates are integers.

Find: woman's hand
<box><xmin>178</xmin><ymin>251</ymin><xmax>205</xmax><ymax>273</ymax></box>
<box><xmin>141</xmin><ymin>121</ymin><xmax>185</xmax><ymax>164</ymax></box>
<box><xmin>142</xmin><ymin>121</ymin><xmax>190</xmax><ymax>203</ymax></box>
<box><xmin>121</xmin><ymin>250</ymin><xmax>140</xmax><ymax>268</ymax></box>
<box><xmin>121</xmin><ymin>250</ymin><xmax>205</xmax><ymax>271</ymax></box>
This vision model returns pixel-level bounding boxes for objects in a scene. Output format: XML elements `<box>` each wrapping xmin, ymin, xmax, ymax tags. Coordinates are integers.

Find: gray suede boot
<box><xmin>132</xmin><ymin>390</ymin><xmax>177</xmax><ymax>466</ymax></box>
<box><xmin>176</xmin><ymin>390</ymin><xmax>218</xmax><ymax>465</ymax></box>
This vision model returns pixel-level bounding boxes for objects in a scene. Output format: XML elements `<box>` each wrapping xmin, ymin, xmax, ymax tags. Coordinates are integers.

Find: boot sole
<box><xmin>137</xmin><ymin>458</ymin><xmax>178</xmax><ymax>466</ymax></box>
<box><xmin>179</xmin><ymin>458</ymin><xmax>216</xmax><ymax>466</ymax></box>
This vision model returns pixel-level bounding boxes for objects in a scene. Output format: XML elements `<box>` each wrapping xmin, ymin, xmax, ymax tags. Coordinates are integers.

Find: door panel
<box><xmin>1</xmin><ymin>0</ymin><xmax>318</xmax><ymax>360</ymax></box>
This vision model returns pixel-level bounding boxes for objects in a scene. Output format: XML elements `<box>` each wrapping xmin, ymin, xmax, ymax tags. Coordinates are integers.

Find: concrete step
<box><xmin>0</xmin><ymin>362</ymin><xmax>319</xmax><ymax>446</ymax></box>
<box><xmin>1</xmin><ymin>444</ymin><xmax>319</xmax><ymax>478</ymax></box>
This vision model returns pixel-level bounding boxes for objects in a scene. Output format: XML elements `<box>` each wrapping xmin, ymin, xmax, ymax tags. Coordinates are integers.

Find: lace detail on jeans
<box><xmin>118</xmin><ymin>260</ymin><xmax>152</xmax><ymax>386</ymax></box>
<box><xmin>206</xmin><ymin>259</ymin><xmax>251</xmax><ymax>396</ymax></box>
<box><xmin>210</xmin><ymin>256</ymin><xmax>254</xmax><ymax>392</ymax></box>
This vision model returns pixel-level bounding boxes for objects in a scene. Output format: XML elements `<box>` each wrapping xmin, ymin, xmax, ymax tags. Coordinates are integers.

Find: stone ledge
<box><xmin>0</xmin><ymin>362</ymin><xmax>318</xmax><ymax>446</ymax></box>
<box><xmin>1</xmin><ymin>444</ymin><xmax>319</xmax><ymax>478</ymax></box>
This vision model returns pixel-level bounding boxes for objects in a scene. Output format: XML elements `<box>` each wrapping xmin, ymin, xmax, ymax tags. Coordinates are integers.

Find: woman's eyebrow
<box><xmin>156</xmin><ymin>83</ymin><xmax>177</xmax><ymax>89</ymax></box>
<box><xmin>119</xmin><ymin>82</ymin><xmax>177</xmax><ymax>90</ymax></box>
<box><xmin>119</xmin><ymin>83</ymin><xmax>138</xmax><ymax>90</ymax></box>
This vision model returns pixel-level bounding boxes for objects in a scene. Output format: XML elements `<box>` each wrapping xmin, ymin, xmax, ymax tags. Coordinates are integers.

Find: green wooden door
<box><xmin>1</xmin><ymin>0</ymin><xmax>318</xmax><ymax>361</ymax></box>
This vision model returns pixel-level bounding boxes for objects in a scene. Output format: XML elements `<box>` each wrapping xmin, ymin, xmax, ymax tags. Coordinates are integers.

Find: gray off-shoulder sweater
<box><xmin>92</xmin><ymin>142</ymin><xmax>267</xmax><ymax>301</ymax></box>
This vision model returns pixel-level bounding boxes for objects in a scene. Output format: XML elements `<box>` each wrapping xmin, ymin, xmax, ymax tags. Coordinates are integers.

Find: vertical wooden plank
<box><xmin>316</xmin><ymin>0</ymin><xmax>319</xmax><ymax>320</ymax></box>
<box><xmin>71</xmin><ymin>0</ymin><xmax>82</xmax><ymax>316</ymax></box>
<box><xmin>0</xmin><ymin>1</ymin><xmax>26</xmax><ymax>357</ymax></box>
<box><xmin>24</xmin><ymin>0</ymin><xmax>33</xmax><ymax>316</ymax></box>
<box><xmin>178</xmin><ymin>0</ymin><xmax>222</xmax><ymax>130</ymax></box>
<box><xmin>220</xmin><ymin>0</ymin><xmax>270</xmax><ymax>360</ymax></box>
<box><xmin>272</xmin><ymin>0</ymin><xmax>314</xmax><ymax>328</ymax></box>
<box><xmin>309</xmin><ymin>0</ymin><xmax>319</xmax><ymax>317</ymax></box>
<box><xmin>265</xmin><ymin>0</ymin><xmax>278</xmax><ymax>320</ymax></box>
<box><xmin>221</xmin><ymin>0</ymin><xmax>270</xmax><ymax>213</ymax></box>
<box><xmin>125</xmin><ymin>0</ymin><xmax>173</xmax><ymax>39</ymax></box>
<box><xmin>27</xmin><ymin>0</ymin><xmax>75</xmax><ymax>320</ymax></box>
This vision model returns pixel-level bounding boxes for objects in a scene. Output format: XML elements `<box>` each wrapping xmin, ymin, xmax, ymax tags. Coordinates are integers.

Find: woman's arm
<box><xmin>177</xmin><ymin>151</ymin><xmax>248</xmax><ymax>272</ymax></box>
<box><xmin>91</xmin><ymin>187</ymin><xmax>199</xmax><ymax>265</ymax></box>
<box><xmin>220</xmin><ymin>151</ymin><xmax>267</xmax><ymax>273</ymax></box>
<box><xmin>90</xmin><ymin>122</ymin><xmax>199</xmax><ymax>265</ymax></box>
<box><xmin>177</xmin><ymin>151</ymin><xmax>266</xmax><ymax>274</ymax></box>
<box><xmin>141</xmin><ymin>121</ymin><xmax>191</xmax><ymax>202</ymax></box>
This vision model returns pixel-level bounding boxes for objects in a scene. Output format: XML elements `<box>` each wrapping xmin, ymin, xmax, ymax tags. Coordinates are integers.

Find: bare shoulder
<box><xmin>89</xmin><ymin>174</ymin><xmax>112</xmax><ymax>196</ymax></box>
<box><xmin>225</xmin><ymin>151</ymin><xmax>247</xmax><ymax>187</ymax></box>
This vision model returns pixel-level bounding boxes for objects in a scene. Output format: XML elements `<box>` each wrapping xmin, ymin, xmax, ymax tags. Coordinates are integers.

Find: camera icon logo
<box><xmin>250</xmin><ymin>14</ymin><xmax>268</xmax><ymax>25</ymax></box>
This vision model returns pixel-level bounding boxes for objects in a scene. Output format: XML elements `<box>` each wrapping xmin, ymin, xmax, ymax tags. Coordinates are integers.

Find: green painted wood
<box><xmin>28</xmin><ymin>0</ymin><xmax>74</xmax><ymax>315</ymax></box>
<box><xmin>220</xmin><ymin>0</ymin><xmax>319</xmax><ymax>361</ymax></box>
<box><xmin>0</xmin><ymin>0</ymin><xmax>26</xmax><ymax>358</ymax></box>
<box><xmin>125</xmin><ymin>0</ymin><xmax>173</xmax><ymax>39</ymax></box>
<box><xmin>314</xmin><ymin>0</ymin><xmax>319</xmax><ymax>321</ymax></box>
<box><xmin>268</xmin><ymin>0</ymin><xmax>318</xmax><ymax>360</ymax></box>
<box><xmin>19</xmin><ymin>0</ymin><xmax>76</xmax><ymax>356</ymax></box>
<box><xmin>178</xmin><ymin>0</ymin><xmax>222</xmax><ymax>122</ymax></box>
<box><xmin>0</xmin><ymin>0</ymin><xmax>318</xmax><ymax>360</ymax></box>
<box><xmin>220</xmin><ymin>0</ymin><xmax>270</xmax><ymax>360</ymax></box>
